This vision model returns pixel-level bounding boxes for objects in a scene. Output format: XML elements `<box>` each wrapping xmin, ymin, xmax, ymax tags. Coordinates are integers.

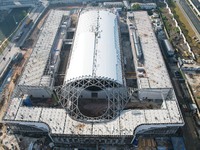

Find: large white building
<box><xmin>3</xmin><ymin>9</ymin><xmax>184</xmax><ymax>148</ymax></box>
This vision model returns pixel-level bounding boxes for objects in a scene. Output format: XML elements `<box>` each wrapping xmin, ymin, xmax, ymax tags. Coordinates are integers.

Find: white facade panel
<box><xmin>95</xmin><ymin>10</ymin><xmax>122</xmax><ymax>83</ymax></box>
<box><xmin>66</xmin><ymin>33</ymin><xmax>95</xmax><ymax>82</ymax></box>
<box><xmin>138</xmin><ymin>89</ymin><xmax>170</xmax><ymax>100</ymax></box>
<box><xmin>19</xmin><ymin>85</ymin><xmax>52</xmax><ymax>98</ymax></box>
<box><xmin>65</xmin><ymin>9</ymin><xmax>123</xmax><ymax>85</ymax></box>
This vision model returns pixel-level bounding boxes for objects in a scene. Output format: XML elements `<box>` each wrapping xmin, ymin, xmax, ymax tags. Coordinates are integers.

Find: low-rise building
<box><xmin>3</xmin><ymin>9</ymin><xmax>184</xmax><ymax>148</ymax></box>
<box><xmin>131</xmin><ymin>2</ymin><xmax>157</xmax><ymax>10</ymax></box>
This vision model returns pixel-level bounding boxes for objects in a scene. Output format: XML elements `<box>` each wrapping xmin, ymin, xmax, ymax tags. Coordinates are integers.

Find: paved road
<box><xmin>178</xmin><ymin>0</ymin><xmax>200</xmax><ymax>35</ymax></box>
<box><xmin>0</xmin><ymin>46</ymin><xmax>19</xmax><ymax>78</ymax></box>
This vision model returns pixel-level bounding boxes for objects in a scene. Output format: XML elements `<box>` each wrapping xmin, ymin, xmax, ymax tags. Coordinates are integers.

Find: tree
<box><xmin>132</xmin><ymin>4</ymin><xmax>141</xmax><ymax>10</ymax></box>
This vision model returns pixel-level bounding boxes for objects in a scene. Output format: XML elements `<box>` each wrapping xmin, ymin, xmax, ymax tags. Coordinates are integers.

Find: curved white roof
<box><xmin>64</xmin><ymin>9</ymin><xmax>123</xmax><ymax>85</ymax></box>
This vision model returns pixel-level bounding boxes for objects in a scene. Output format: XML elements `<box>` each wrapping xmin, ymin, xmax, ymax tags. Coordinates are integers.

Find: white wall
<box><xmin>19</xmin><ymin>85</ymin><xmax>52</xmax><ymax>98</ymax></box>
<box><xmin>4</xmin><ymin>120</ymin><xmax>50</xmax><ymax>132</ymax></box>
<box><xmin>138</xmin><ymin>88</ymin><xmax>170</xmax><ymax>100</ymax></box>
<box><xmin>133</xmin><ymin>123</ymin><xmax>183</xmax><ymax>137</ymax></box>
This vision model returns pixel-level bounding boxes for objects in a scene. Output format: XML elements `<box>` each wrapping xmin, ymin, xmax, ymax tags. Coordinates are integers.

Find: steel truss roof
<box><xmin>55</xmin><ymin>77</ymin><xmax>130</xmax><ymax>123</ymax></box>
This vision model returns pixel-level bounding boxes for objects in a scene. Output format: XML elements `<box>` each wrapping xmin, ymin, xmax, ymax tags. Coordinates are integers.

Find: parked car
<box><xmin>193</xmin><ymin>115</ymin><xmax>200</xmax><ymax>127</ymax></box>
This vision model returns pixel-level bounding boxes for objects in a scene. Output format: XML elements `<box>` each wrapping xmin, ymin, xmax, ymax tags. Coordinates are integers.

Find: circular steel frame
<box><xmin>55</xmin><ymin>77</ymin><xmax>129</xmax><ymax>123</ymax></box>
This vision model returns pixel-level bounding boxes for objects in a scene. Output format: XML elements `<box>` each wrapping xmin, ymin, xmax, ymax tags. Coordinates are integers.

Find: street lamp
<box><xmin>13</xmin><ymin>15</ymin><xmax>18</xmax><ymax>25</ymax></box>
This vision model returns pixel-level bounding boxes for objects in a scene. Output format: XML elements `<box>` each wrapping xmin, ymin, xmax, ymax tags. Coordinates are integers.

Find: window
<box><xmin>91</xmin><ymin>92</ymin><xmax>98</xmax><ymax>98</ymax></box>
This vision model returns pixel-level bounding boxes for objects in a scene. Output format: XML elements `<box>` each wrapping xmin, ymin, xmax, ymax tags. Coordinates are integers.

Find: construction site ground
<box><xmin>119</xmin><ymin>15</ymin><xmax>137</xmax><ymax>88</ymax></box>
<box><xmin>185</xmin><ymin>73</ymin><xmax>200</xmax><ymax>108</ymax></box>
<box><xmin>78</xmin><ymin>98</ymin><xmax>108</xmax><ymax>117</ymax></box>
<box><xmin>0</xmin><ymin>124</ymin><xmax>20</xmax><ymax>150</ymax></box>
<box><xmin>55</xmin><ymin>13</ymin><xmax>77</xmax><ymax>86</ymax></box>
<box><xmin>159</xmin><ymin>1</ymin><xmax>200</xmax><ymax>112</ymax></box>
<box><xmin>160</xmin><ymin>7</ymin><xmax>190</xmax><ymax>58</ymax></box>
<box><xmin>159</xmin><ymin>1</ymin><xmax>200</xmax><ymax>62</ymax></box>
<box><xmin>55</xmin><ymin>44</ymin><xmax>71</xmax><ymax>86</ymax></box>
<box><xmin>23</xmin><ymin>11</ymin><xmax>50</xmax><ymax>49</ymax></box>
<box><xmin>78</xmin><ymin>97</ymin><xmax>163</xmax><ymax>118</ymax></box>
<box><xmin>173</xmin><ymin>3</ymin><xmax>200</xmax><ymax>60</ymax></box>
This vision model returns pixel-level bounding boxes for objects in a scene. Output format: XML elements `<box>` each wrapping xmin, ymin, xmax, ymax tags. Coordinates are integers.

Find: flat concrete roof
<box><xmin>4</xmin><ymin>94</ymin><xmax>183</xmax><ymax>135</ymax></box>
<box><xmin>127</xmin><ymin>11</ymin><xmax>172</xmax><ymax>89</ymax></box>
<box><xmin>19</xmin><ymin>10</ymin><xmax>65</xmax><ymax>86</ymax></box>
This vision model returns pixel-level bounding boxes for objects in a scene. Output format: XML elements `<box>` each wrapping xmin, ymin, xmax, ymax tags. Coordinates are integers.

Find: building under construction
<box><xmin>3</xmin><ymin>8</ymin><xmax>184</xmax><ymax>148</ymax></box>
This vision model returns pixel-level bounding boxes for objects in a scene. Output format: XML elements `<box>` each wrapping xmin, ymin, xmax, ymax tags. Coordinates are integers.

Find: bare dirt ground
<box><xmin>185</xmin><ymin>73</ymin><xmax>200</xmax><ymax>107</ymax></box>
<box><xmin>78</xmin><ymin>99</ymin><xmax>108</xmax><ymax>117</ymax></box>
<box><xmin>125</xmin><ymin>101</ymin><xmax>161</xmax><ymax>109</ymax></box>
<box><xmin>0</xmin><ymin>124</ymin><xmax>20</xmax><ymax>150</ymax></box>
<box><xmin>162</xmin><ymin>7</ymin><xmax>190</xmax><ymax>58</ymax></box>
<box><xmin>78</xmin><ymin>99</ymin><xmax>162</xmax><ymax>117</ymax></box>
